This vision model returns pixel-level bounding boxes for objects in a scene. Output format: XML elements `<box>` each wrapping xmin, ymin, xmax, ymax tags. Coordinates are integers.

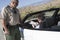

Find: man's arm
<box><xmin>17</xmin><ymin>9</ymin><xmax>25</xmax><ymax>28</ymax></box>
<box><xmin>2</xmin><ymin>20</ymin><xmax>8</xmax><ymax>32</ymax></box>
<box><xmin>1</xmin><ymin>7</ymin><xmax>9</xmax><ymax>34</ymax></box>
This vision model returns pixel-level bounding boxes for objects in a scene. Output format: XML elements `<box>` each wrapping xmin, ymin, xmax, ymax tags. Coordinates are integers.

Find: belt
<box><xmin>3</xmin><ymin>24</ymin><xmax>20</xmax><ymax>31</ymax></box>
<box><xmin>6</xmin><ymin>24</ymin><xmax>23</xmax><ymax>29</ymax></box>
<box><xmin>6</xmin><ymin>24</ymin><xmax>20</xmax><ymax>27</ymax></box>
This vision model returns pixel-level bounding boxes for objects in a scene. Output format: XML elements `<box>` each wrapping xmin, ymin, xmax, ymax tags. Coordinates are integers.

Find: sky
<box><xmin>0</xmin><ymin>0</ymin><xmax>52</xmax><ymax>10</ymax></box>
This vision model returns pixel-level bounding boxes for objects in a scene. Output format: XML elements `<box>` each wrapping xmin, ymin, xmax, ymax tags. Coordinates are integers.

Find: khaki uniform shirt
<box><xmin>1</xmin><ymin>5</ymin><xmax>21</xmax><ymax>25</ymax></box>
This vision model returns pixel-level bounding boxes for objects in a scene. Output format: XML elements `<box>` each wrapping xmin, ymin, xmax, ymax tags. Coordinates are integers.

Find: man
<box><xmin>37</xmin><ymin>13</ymin><xmax>45</xmax><ymax>29</ymax></box>
<box><xmin>1</xmin><ymin>0</ymin><xmax>22</xmax><ymax>40</ymax></box>
<box><xmin>30</xmin><ymin>13</ymin><xmax>45</xmax><ymax>29</ymax></box>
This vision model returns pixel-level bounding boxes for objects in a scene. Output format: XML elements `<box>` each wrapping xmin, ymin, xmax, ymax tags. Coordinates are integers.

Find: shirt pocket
<box><xmin>8</xmin><ymin>13</ymin><xmax>13</xmax><ymax>21</ymax></box>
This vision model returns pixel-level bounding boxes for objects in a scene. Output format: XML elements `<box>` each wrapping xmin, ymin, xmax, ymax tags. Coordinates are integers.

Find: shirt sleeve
<box><xmin>1</xmin><ymin>7</ymin><xmax>7</xmax><ymax>20</ymax></box>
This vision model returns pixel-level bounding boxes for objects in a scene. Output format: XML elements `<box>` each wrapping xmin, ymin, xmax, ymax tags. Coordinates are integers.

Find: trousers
<box><xmin>5</xmin><ymin>26</ymin><xmax>21</xmax><ymax>40</ymax></box>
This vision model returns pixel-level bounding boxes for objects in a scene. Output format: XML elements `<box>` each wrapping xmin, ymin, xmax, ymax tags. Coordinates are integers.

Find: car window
<box><xmin>25</xmin><ymin>11</ymin><xmax>55</xmax><ymax>22</ymax></box>
<box><xmin>44</xmin><ymin>11</ymin><xmax>55</xmax><ymax>18</ymax></box>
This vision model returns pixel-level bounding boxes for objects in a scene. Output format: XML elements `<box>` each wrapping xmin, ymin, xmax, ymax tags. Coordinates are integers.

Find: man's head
<box><xmin>37</xmin><ymin>13</ymin><xmax>45</xmax><ymax>23</ymax></box>
<box><xmin>10</xmin><ymin>0</ymin><xmax>19</xmax><ymax>8</ymax></box>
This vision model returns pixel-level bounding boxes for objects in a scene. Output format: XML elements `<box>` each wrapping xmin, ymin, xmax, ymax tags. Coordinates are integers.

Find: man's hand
<box><xmin>4</xmin><ymin>30</ymin><xmax>10</xmax><ymax>35</ymax></box>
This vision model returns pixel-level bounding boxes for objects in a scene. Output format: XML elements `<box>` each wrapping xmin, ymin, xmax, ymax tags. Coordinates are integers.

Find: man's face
<box><xmin>37</xmin><ymin>18</ymin><xmax>43</xmax><ymax>23</ymax></box>
<box><xmin>11</xmin><ymin>1</ymin><xmax>19</xmax><ymax>8</ymax></box>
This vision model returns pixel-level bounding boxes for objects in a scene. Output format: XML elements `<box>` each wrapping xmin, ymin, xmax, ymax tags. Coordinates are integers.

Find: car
<box><xmin>20</xmin><ymin>8</ymin><xmax>60</xmax><ymax>40</ymax></box>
